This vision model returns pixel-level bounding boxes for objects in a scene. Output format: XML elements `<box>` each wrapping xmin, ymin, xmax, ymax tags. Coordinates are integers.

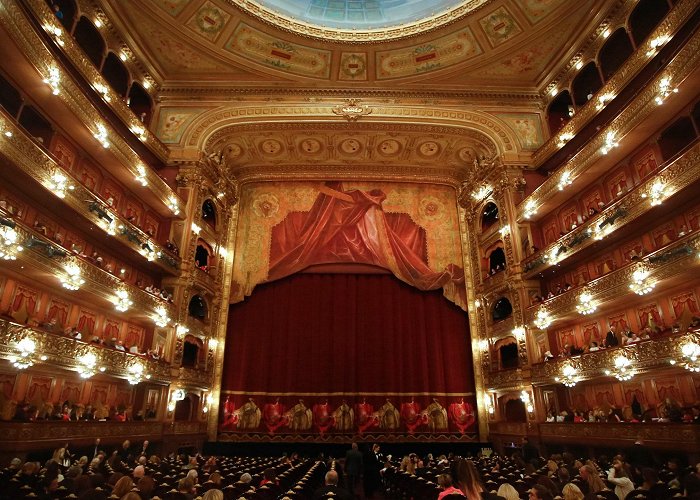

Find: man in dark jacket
<box><xmin>314</xmin><ymin>470</ymin><xmax>353</xmax><ymax>500</ymax></box>
<box><xmin>344</xmin><ymin>442</ymin><xmax>363</xmax><ymax>495</ymax></box>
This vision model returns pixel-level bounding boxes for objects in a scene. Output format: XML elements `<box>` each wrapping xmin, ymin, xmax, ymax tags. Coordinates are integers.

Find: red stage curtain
<box><xmin>223</xmin><ymin>273</ymin><xmax>473</xmax><ymax>396</ymax></box>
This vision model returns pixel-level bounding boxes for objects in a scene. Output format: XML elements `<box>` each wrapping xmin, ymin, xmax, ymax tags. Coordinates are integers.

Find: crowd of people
<box><xmin>1</xmin><ymin>436</ymin><xmax>698</xmax><ymax>500</ymax></box>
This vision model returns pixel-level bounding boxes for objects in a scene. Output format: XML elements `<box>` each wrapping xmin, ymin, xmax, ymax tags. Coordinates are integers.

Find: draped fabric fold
<box><xmin>267</xmin><ymin>182</ymin><xmax>466</xmax><ymax>309</ymax></box>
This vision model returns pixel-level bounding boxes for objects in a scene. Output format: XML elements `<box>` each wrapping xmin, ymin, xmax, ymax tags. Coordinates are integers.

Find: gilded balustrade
<box><xmin>0</xmin><ymin>318</ymin><xmax>172</xmax><ymax>382</ymax></box>
<box><xmin>530</xmin><ymin>331</ymin><xmax>700</xmax><ymax>386</ymax></box>
<box><xmin>536</xmin><ymin>422</ymin><xmax>700</xmax><ymax>449</ymax></box>
<box><xmin>518</xmin><ymin>24</ymin><xmax>700</xmax><ymax>220</ymax></box>
<box><xmin>0</xmin><ymin>1</ymin><xmax>183</xmax><ymax>215</ymax></box>
<box><xmin>0</xmin><ymin>111</ymin><xmax>179</xmax><ymax>274</ymax></box>
<box><xmin>525</xmin><ymin>232</ymin><xmax>700</xmax><ymax>326</ymax></box>
<box><xmin>523</xmin><ymin>140</ymin><xmax>700</xmax><ymax>277</ymax></box>
<box><xmin>534</xmin><ymin>0</ymin><xmax>698</xmax><ymax>166</ymax></box>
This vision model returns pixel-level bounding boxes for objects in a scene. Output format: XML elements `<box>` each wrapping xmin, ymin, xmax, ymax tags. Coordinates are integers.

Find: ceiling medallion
<box><xmin>332</xmin><ymin>99</ymin><xmax>372</xmax><ymax>122</ymax></box>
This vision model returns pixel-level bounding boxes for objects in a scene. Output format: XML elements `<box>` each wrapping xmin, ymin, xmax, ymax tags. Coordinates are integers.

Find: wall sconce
<box><xmin>670</xmin><ymin>342</ymin><xmax>700</xmax><ymax>372</ymax></box>
<box><xmin>629</xmin><ymin>269</ymin><xmax>655</xmax><ymax>296</ymax></box>
<box><xmin>605</xmin><ymin>354</ymin><xmax>634</xmax><ymax>381</ymax></box>
<box><xmin>596</xmin><ymin>93</ymin><xmax>615</xmax><ymax>110</ymax></box>
<box><xmin>192</xmin><ymin>223</ymin><xmax>202</xmax><ymax>235</ymax></box>
<box><xmin>8</xmin><ymin>337</ymin><xmax>46</xmax><ymax>370</ymax></box>
<box><xmin>555</xmin><ymin>363</ymin><xmax>580</xmax><ymax>387</ymax></box>
<box><xmin>42</xmin><ymin>66</ymin><xmax>61</xmax><ymax>95</ymax></box>
<box><xmin>76</xmin><ymin>352</ymin><xmax>105</xmax><ymax>379</ymax></box>
<box><xmin>126</xmin><ymin>361</ymin><xmax>150</xmax><ymax>385</ymax></box>
<box><xmin>533</xmin><ymin>309</ymin><xmax>552</xmax><ymax>329</ymax></box>
<box><xmin>93</xmin><ymin>82</ymin><xmax>111</xmax><ymax>102</ymax></box>
<box><xmin>176</xmin><ymin>324</ymin><xmax>189</xmax><ymax>337</ymax></box>
<box><xmin>549</xmin><ymin>87</ymin><xmax>558</xmax><ymax>97</ymax></box>
<box><xmin>130</xmin><ymin>124</ymin><xmax>147</xmax><ymax>141</ymax></box>
<box><xmin>523</xmin><ymin>199</ymin><xmax>537</xmax><ymax>219</ymax></box>
<box><xmin>0</xmin><ymin>224</ymin><xmax>23</xmax><ymax>261</ymax></box>
<box><xmin>643</xmin><ymin>180</ymin><xmax>667</xmax><ymax>206</ymax></box>
<box><xmin>43</xmin><ymin>23</ymin><xmax>65</xmax><ymax>46</ymax></box>
<box><xmin>47</xmin><ymin>171</ymin><xmax>74</xmax><ymax>199</ymax></box>
<box><xmin>168</xmin><ymin>388</ymin><xmax>185</xmax><ymax>412</ymax></box>
<box><xmin>113</xmin><ymin>289</ymin><xmax>133</xmax><ymax>312</ymax></box>
<box><xmin>557</xmin><ymin>132</ymin><xmax>574</xmax><ymax>148</ymax></box>
<box><xmin>60</xmin><ymin>262</ymin><xmax>85</xmax><ymax>290</ymax></box>
<box><xmin>167</xmin><ymin>196</ymin><xmax>180</xmax><ymax>215</ymax></box>
<box><xmin>512</xmin><ymin>326</ymin><xmax>526</xmax><ymax>341</ymax></box>
<box><xmin>93</xmin><ymin>124</ymin><xmax>110</xmax><ymax>148</ymax></box>
<box><xmin>152</xmin><ymin>306</ymin><xmax>170</xmax><ymax>328</ymax></box>
<box><xmin>520</xmin><ymin>390</ymin><xmax>534</xmax><ymax>414</ymax></box>
<box><xmin>655</xmin><ymin>77</ymin><xmax>678</xmax><ymax>105</ymax></box>
<box><xmin>140</xmin><ymin>242</ymin><xmax>157</xmax><ymax>261</ymax></box>
<box><xmin>546</xmin><ymin>245</ymin><xmax>566</xmax><ymax>265</ymax></box>
<box><xmin>499</xmin><ymin>226</ymin><xmax>509</xmax><ymax>236</ymax></box>
<box><xmin>600</xmin><ymin>131</ymin><xmax>618</xmax><ymax>155</ymax></box>
<box><xmin>647</xmin><ymin>34</ymin><xmax>670</xmax><ymax>57</ymax></box>
<box><xmin>483</xmin><ymin>393</ymin><xmax>495</xmax><ymax>414</ymax></box>
<box><xmin>202</xmin><ymin>393</ymin><xmax>210</xmax><ymax>414</ymax></box>
<box><xmin>478</xmin><ymin>339</ymin><xmax>490</xmax><ymax>352</ymax></box>
<box><xmin>576</xmin><ymin>292</ymin><xmax>597</xmax><ymax>315</ymax></box>
<box><xmin>135</xmin><ymin>165</ymin><xmax>148</xmax><ymax>186</ymax></box>
<box><xmin>209</xmin><ymin>338</ymin><xmax>218</xmax><ymax>349</ymax></box>
<box><xmin>472</xmin><ymin>184</ymin><xmax>493</xmax><ymax>202</ymax></box>
<box><xmin>557</xmin><ymin>171</ymin><xmax>573</xmax><ymax>191</ymax></box>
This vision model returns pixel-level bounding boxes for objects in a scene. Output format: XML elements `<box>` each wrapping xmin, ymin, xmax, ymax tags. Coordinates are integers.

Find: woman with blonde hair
<box><xmin>202</xmin><ymin>490</ymin><xmax>224</xmax><ymax>500</ymax></box>
<box><xmin>497</xmin><ymin>483</ymin><xmax>520</xmax><ymax>500</ymax></box>
<box><xmin>562</xmin><ymin>483</ymin><xmax>584</xmax><ymax>500</ymax></box>
<box><xmin>451</xmin><ymin>458</ymin><xmax>484</xmax><ymax>499</ymax></box>
<box><xmin>579</xmin><ymin>465</ymin><xmax>606</xmax><ymax>500</ymax></box>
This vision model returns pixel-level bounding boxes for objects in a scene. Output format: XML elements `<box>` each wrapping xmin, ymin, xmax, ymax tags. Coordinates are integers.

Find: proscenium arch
<box><xmin>176</xmin><ymin>104</ymin><xmax>521</xmax><ymax>159</ymax></box>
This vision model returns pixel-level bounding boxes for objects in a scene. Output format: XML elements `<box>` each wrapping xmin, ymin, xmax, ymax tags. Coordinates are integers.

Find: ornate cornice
<box><xmin>536</xmin><ymin>422</ymin><xmax>700</xmax><ymax>449</ymax></box>
<box><xmin>530</xmin><ymin>332</ymin><xmax>700</xmax><ymax>385</ymax></box>
<box><xmin>0</xmin><ymin>1</ymin><xmax>184</xmax><ymax>215</ymax></box>
<box><xmin>0</xmin><ymin>113</ymin><xmax>180</xmax><ymax>275</ymax></box>
<box><xmin>520</xmin><ymin>24</ymin><xmax>700</xmax><ymax>218</ymax></box>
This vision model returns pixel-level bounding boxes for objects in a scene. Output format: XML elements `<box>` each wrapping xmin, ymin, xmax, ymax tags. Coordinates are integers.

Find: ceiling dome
<box><xmin>233</xmin><ymin>0</ymin><xmax>491</xmax><ymax>41</ymax></box>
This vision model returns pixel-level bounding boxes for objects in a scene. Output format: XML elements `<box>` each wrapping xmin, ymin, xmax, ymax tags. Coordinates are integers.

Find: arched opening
<box><xmin>547</xmin><ymin>91</ymin><xmax>574</xmax><ymax>136</ymax></box>
<box><xmin>101</xmin><ymin>52</ymin><xmax>130</xmax><ymax>97</ymax></box>
<box><xmin>658</xmin><ymin>117</ymin><xmax>697</xmax><ymax>161</ymax></box>
<box><xmin>188</xmin><ymin>294</ymin><xmax>207</xmax><ymax>321</ymax></box>
<box><xmin>195</xmin><ymin>239</ymin><xmax>213</xmax><ymax>271</ymax></box>
<box><xmin>49</xmin><ymin>0</ymin><xmax>77</xmax><ymax>31</ymax></box>
<box><xmin>481</xmin><ymin>202</ymin><xmax>499</xmax><ymax>231</ymax></box>
<box><xmin>0</xmin><ymin>72</ymin><xmax>22</xmax><ymax>118</ymax></box>
<box><xmin>629</xmin><ymin>0</ymin><xmax>670</xmax><ymax>46</ymax></box>
<box><xmin>18</xmin><ymin>106</ymin><xmax>54</xmax><ymax>146</ymax></box>
<box><xmin>174</xmin><ymin>396</ymin><xmax>192</xmax><ymax>422</ymax></box>
<box><xmin>73</xmin><ymin>17</ymin><xmax>105</xmax><ymax>68</ymax></box>
<box><xmin>571</xmin><ymin>62</ymin><xmax>603</xmax><ymax>107</ymax></box>
<box><xmin>492</xmin><ymin>297</ymin><xmax>513</xmax><ymax>322</ymax></box>
<box><xmin>182</xmin><ymin>335</ymin><xmax>203</xmax><ymax>368</ymax></box>
<box><xmin>127</xmin><ymin>83</ymin><xmax>152</xmax><ymax>125</ymax></box>
<box><xmin>599</xmin><ymin>28</ymin><xmax>634</xmax><ymax>81</ymax></box>
<box><xmin>499</xmin><ymin>341</ymin><xmax>519</xmax><ymax>370</ymax></box>
<box><xmin>488</xmin><ymin>247</ymin><xmax>506</xmax><ymax>274</ymax></box>
<box><xmin>504</xmin><ymin>398</ymin><xmax>527</xmax><ymax>423</ymax></box>
<box><xmin>202</xmin><ymin>199</ymin><xmax>217</xmax><ymax>227</ymax></box>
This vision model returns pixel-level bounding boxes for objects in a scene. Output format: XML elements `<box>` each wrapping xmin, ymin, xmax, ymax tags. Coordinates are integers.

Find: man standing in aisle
<box><xmin>345</xmin><ymin>442</ymin><xmax>363</xmax><ymax>495</ymax></box>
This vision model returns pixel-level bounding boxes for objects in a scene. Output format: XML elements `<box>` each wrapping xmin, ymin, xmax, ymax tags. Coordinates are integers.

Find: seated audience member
<box><xmin>497</xmin><ymin>483</ymin><xmax>520</xmax><ymax>500</ymax></box>
<box><xmin>530</xmin><ymin>484</ymin><xmax>554</xmax><ymax>500</ymax></box>
<box><xmin>562</xmin><ymin>483</ymin><xmax>584</xmax><ymax>500</ymax></box>
<box><xmin>579</xmin><ymin>464</ymin><xmax>607</xmax><ymax>500</ymax></box>
<box><xmin>607</xmin><ymin>458</ymin><xmax>634</xmax><ymax>500</ymax></box>
<box><xmin>178</xmin><ymin>476</ymin><xmax>197</xmax><ymax>499</ymax></box>
<box><xmin>438</xmin><ymin>473</ymin><xmax>466</xmax><ymax>498</ymax></box>
<box><xmin>313</xmin><ymin>470</ymin><xmax>352</xmax><ymax>500</ymax></box>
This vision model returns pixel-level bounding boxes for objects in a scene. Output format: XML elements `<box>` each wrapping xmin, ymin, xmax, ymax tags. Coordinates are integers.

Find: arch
<box><xmin>547</xmin><ymin>91</ymin><xmax>574</xmax><ymax>136</ymax></box>
<box><xmin>73</xmin><ymin>17</ymin><xmax>105</xmax><ymax>68</ymax></box>
<box><xmin>174</xmin><ymin>395</ymin><xmax>193</xmax><ymax>421</ymax></box>
<box><xmin>188</xmin><ymin>294</ymin><xmax>208</xmax><ymax>321</ymax></box>
<box><xmin>51</xmin><ymin>0</ymin><xmax>77</xmax><ymax>31</ymax></box>
<box><xmin>492</xmin><ymin>297</ymin><xmax>513</xmax><ymax>322</ymax></box>
<box><xmin>18</xmin><ymin>106</ymin><xmax>54</xmax><ymax>146</ymax></box>
<box><xmin>629</xmin><ymin>0</ymin><xmax>670</xmax><ymax>46</ymax></box>
<box><xmin>127</xmin><ymin>82</ymin><xmax>152</xmax><ymax>125</ymax></box>
<box><xmin>571</xmin><ymin>62</ymin><xmax>603</xmax><ymax>107</ymax></box>
<box><xmin>498</xmin><ymin>339</ymin><xmax>519</xmax><ymax>370</ymax></box>
<box><xmin>657</xmin><ymin>116</ymin><xmax>697</xmax><ymax>161</ymax></box>
<box><xmin>480</xmin><ymin>201</ymin><xmax>499</xmax><ymax>231</ymax></box>
<box><xmin>487</xmin><ymin>246</ymin><xmax>506</xmax><ymax>274</ymax></box>
<box><xmin>0</xmin><ymin>71</ymin><xmax>22</xmax><ymax>118</ymax></box>
<box><xmin>598</xmin><ymin>28</ymin><xmax>634</xmax><ymax>81</ymax></box>
<box><xmin>503</xmin><ymin>397</ymin><xmax>527</xmax><ymax>423</ymax></box>
<box><xmin>202</xmin><ymin>199</ymin><xmax>217</xmax><ymax>227</ymax></box>
<box><xmin>195</xmin><ymin>239</ymin><xmax>213</xmax><ymax>271</ymax></box>
<box><xmin>182</xmin><ymin>335</ymin><xmax>204</xmax><ymax>368</ymax></box>
<box><xmin>101</xmin><ymin>52</ymin><xmax>130</xmax><ymax>97</ymax></box>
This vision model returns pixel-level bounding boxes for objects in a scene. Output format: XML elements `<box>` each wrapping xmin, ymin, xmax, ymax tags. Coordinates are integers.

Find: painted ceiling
<box><xmin>106</xmin><ymin>0</ymin><xmax>612</xmax><ymax>90</ymax></box>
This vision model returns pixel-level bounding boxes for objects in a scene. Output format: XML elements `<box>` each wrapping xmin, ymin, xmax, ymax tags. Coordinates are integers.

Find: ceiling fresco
<box><xmin>109</xmin><ymin>0</ymin><xmax>608</xmax><ymax>88</ymax></box>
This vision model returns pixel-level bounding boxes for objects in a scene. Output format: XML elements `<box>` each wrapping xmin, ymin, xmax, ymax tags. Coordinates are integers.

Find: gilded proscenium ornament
<box><xmin>524</xmin><ymin>234</ymin><xmax>700</xmax><ymax>326</ymax></box>
<box><xmin>23</xmin><ymin>0</ymin><xmax>167</xmax><ymax>160</ymax></box>
<box><xmin>531</xmin><ymin>332</ymin><xmax>700</xmax><ymax>386</ymax></box>
<box><xmin>332</xmin><ymin>99</ymin><xmax>372</xmax><ymax>121</ymax></box>
<box><xmin>0</xmin><ymin>319</ymin><xmax>171</xmax><ymax>382</ymax></box>
<box><xmin>522</xmin><ymin>25</ymin><xmax>700</xmax><ymax>217</ymax></box>
<box><xmin>0</xmin><ymin>2</ymin><xmax>183</xmax><ymax>215</ymax></box>
<box><xmin>0</xmin><ymin>114</ymin><xmax>179</xmax><ymax>274</ymax></box>
<box><xmin>523</xmin><ymin>141</ymin><xmax>700</xmax><ymax>277</ymax></box>
<box><xmin>537</xmin><ymin>0</ymin><xmax>697</xmax><ymax>165</ymax></box>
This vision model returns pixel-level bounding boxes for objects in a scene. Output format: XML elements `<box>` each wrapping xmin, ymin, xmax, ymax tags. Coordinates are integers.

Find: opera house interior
<box><xmin>0</xmin><ymin>0</ymin><xmax>700</xmax><ymax>498</ymax></box>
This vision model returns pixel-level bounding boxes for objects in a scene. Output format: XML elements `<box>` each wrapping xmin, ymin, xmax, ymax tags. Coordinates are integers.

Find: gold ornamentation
<box><xmin>332</xmin><ymin>99</ymin><xmax>372</xmax><ymax>121</ymax></box>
